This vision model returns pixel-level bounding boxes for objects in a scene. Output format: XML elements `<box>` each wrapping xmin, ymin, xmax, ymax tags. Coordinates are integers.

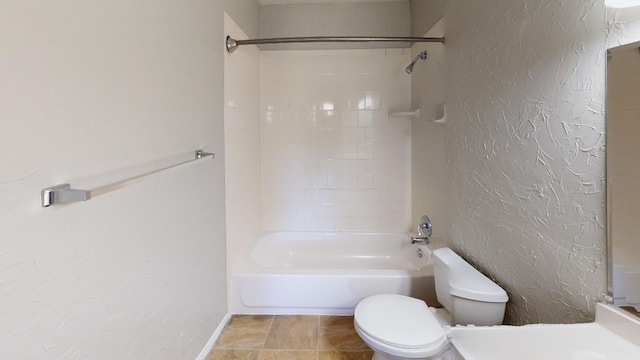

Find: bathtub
<box><xmin>231</xmin><ymin>231</ymin><xmax>437</xmax><ymax>315</ymax></box>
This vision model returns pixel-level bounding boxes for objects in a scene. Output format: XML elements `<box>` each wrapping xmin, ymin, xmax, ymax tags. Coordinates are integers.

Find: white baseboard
<box><xmin>195</xmin><ymin>313</ymin><xmax>231</xmax><ymax>360</ymax></box>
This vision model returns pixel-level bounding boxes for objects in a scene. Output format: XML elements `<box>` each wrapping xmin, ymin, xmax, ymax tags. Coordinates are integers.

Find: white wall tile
<box><xmin>357</xmin><ymin>143</ymin><xmax>373</xmax><ymax>160</ymax></box>
<box><xmin>225</xmin><ymin>14</ymin><xmax>262</xmax><ymax>301</ymax></box>
<box><xmin>358</xmin><ymin>110</ymin><xmax>374</xmax><ymax>127</ymax></box>
<box><xmin>261</xmin><ymin>49</ymin><xmax>411</xmax><ymax>231</ymax></box>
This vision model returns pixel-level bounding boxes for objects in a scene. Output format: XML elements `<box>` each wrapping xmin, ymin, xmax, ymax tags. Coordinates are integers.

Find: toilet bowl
<box><xmin>354</xmin><ymin>247</ymin><xmax>509</xmax><ymax>360</ymax></box>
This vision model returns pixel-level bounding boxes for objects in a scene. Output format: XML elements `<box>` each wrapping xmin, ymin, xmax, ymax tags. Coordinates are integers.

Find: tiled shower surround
<box><xmin>261</xmin><ymin>49</ymin><xmax>412</xmax><ymax>232</ymax></box>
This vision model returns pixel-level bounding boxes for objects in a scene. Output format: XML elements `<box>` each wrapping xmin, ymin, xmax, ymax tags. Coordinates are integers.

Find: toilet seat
<box><xmin>354</xmin><ymin>294</ymin><xmax>449</xmax><ymax>358</ymax></box>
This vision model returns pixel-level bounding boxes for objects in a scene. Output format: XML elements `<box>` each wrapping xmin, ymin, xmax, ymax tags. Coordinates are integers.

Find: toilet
<box><xmin>354</xmin><ymin>247</ymin><xmax>509</xmax><ymax>360</ymax></box>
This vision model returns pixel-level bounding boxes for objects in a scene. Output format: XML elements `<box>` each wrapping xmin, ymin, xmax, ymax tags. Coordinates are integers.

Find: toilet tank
<box><xmin>433</xmin><ymin>248</ymin><xmax>455</xmax><ymax>312</ymax></box>
<box><xmin>432</xmin><ymin>248</ymin><xmax>508</xmax><ymax>324</ymax></box>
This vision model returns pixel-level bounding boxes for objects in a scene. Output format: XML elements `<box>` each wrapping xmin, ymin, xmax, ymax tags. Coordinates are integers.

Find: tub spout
<box><xmin>411</xmin><ymin>236</ymin><xmax>430</xmax><ymax>244</ymax></box>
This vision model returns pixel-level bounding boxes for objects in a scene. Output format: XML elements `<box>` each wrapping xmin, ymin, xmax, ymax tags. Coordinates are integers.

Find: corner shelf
<box><xmin>388</xmin><ymin>104</ymin><xmax>446</xmax><ymax>123</ymax></box>
<box><xmin>388</xmin><ymin>109</ymin><xmax>420</xmax><ymax>118</ymax></box>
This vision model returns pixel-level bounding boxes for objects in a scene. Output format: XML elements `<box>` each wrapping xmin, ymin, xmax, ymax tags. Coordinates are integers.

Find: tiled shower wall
<box><xmin>261</xmin><ymin>49</ymin><xmax>411</xmax><ymax>232</ymax></box>
<box><xmin>224</xmin><ymin>13</ymin><xmax>262</xmax><ymax>279</ymax></box>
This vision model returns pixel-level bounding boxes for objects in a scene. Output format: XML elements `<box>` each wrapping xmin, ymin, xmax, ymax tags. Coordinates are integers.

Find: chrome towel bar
<box><xmin>41</xmin><ymin>150</ymin><xmax>214</xmax><ymax>207</ymax></box>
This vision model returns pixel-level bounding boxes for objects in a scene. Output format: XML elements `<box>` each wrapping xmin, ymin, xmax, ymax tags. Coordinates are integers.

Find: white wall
<box><xmin>410</xmin><ymin>20</ymin><xmax>449</xmax><ymax>241</ymax></box>
<box><xmin>607</xmin><ymin>7</ymin><xmax>640</xmax><ymax>48</ymax></box>
<box><xmin>224</xmin><ymin>13</ymin><xmax>263</xmax><ymax>296</ymax></box>
<box><xmin>443</xmin><ymin>0</ymin><xmax>607</xmax><ymax>325</ymax></box>
<box><xmin>225</xmin><ymin>0</ymin><xmax>260</xmax><ymax>39</ymax></box>
<box><xmin>261</xmin><ymin>49</ymin><xmax>412</xmax><ymax>232</ymax></box>
<box><xmin>0</xmin><ymin>2</ymin><xmax>227</xmax><ymax>358</ymax></box>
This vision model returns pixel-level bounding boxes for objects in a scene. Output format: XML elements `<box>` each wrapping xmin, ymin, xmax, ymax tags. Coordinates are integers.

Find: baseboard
<box><xmin>195</xmin><ymin>313</ymin><xmax>231</xmax><ymax>360</ymax></box>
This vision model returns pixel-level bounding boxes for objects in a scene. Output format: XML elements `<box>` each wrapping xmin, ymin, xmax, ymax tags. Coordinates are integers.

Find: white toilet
<box><xmin>354</xmin><ymin>247</ymin><xmax>509</xmax><ymax>360</ymax></box>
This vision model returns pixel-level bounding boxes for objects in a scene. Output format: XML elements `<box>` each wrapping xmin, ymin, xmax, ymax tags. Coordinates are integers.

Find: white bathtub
<box><xmin>231</xmin><ymin>231</ymin><xmax>437</xmax><ymax>315</ymax></box>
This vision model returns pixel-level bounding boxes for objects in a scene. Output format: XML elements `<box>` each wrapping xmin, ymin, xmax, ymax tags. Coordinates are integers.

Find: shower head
<box><xmin>405</xmin><ymin>50</ymin><xmax>428</xmax><ymax>74</ymax></box>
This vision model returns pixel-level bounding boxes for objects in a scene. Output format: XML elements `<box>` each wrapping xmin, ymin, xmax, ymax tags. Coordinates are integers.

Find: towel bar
<box><xmin>41</xmin><ymin>150</ymin><xmax>214</xmax><ymax>207</ymax></box>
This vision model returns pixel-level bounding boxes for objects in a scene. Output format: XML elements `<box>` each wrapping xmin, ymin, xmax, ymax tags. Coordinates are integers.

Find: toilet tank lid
<box><xmin>434</xmin><ymin>248</ymin><xmax>509</xmax><ymax>303</ymax></box>
<box><xmin>450</xmin><ymin>273</ymin><xmax>509</xmax><ymax>303</ymax></box>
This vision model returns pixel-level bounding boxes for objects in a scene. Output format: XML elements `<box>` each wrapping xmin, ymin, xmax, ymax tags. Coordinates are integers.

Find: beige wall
<box><xmin>0</xmin><ymin>1</ymin><xmax>227</xmax><ymax>358</ymax></box>
<box><xmin>410</xmin><ymin>0</ymin><xmax>443</xmax><ymax>37</ymax></box>
<box><xmin>607</xmin><ymin>43</ymin><xmax>640</xmax><ymax>310</ymax></box>
<box><xmin>606</xmin><ymin>5</ymin><xmax>640</xmax><ymax>310</ymax></box>
<box><xmin>259</xmin><ymin>2</ymin><xmax>410</xmax><ymax>50</ymax></box>
<box><xmin>224</xmin><ymin>13</ymin><xmax>263</xmax><ymax>299</ymax></box>
<box><xmin>608</xmin><ymin>45</ymin><xmax>640</xmax><ymax>271</ymax></box>
<box><xmin>261</xmin><ymin>49</ymin><xmax>412</xmax><ymax>231</ymax></box>
<box><xmin>442</xmin><ymin>0</ymin><xmax>607</xmax><ymax>325</ymax></box>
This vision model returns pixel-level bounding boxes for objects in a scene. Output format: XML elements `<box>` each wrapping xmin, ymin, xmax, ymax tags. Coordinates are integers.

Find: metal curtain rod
<box><xmin>226</xmin><ymin>35</ymin><xmax>445</xmax><ymax>53</ymax></box>
<box><xmin>41</xmin><ymin>150</ymin><xmax>214</xmax><ymax>207</ymax></box>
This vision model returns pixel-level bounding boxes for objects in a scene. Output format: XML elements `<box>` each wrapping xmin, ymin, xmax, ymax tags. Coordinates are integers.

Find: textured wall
<box><xmin>224</xmin><ymin>13</ymin><xmax>263</xmax><ymax>299</ymax></box>
<box><xmin>607</xmin><ymin>7</ymin><xmax>640</xmax><ymax>48</ymax></box>
<box><xmin>259</xmin><ymin>2</ymin><xmax>410</xmax><ymax>50</ymax></box>
<box><xmin>261</xmin><ymin>49</ymin><xmax>412</xmax><ymax>231</ymax></box>
<box><xmin>443</xmin><ymin>0</ymin><xmax>607</xmax><ymax>325</ymax></box>
<box><xmin>0</xmin><ymin>1</ymin><xmax>227</xmax><ymax>358</ymax></box>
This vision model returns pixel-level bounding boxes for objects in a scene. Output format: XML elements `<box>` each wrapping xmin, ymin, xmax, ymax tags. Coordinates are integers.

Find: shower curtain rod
<box><xmin>226</xmin><ymin>35</ymin><xmax>445</xmax><ymax>53</ymax></box>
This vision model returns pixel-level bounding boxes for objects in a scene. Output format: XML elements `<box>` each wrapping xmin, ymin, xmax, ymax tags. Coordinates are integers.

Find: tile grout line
<box><xmin>316</xmin><ymin>315</ymin><xmax>321</xmax><ymax>360</ymax></box>
<box><xmin>260</xmin><ymin>315</ymin><xmax>276</xmax><ymax>359</ymax></box>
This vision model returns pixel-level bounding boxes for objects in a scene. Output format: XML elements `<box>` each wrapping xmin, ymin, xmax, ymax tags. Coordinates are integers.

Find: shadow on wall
<box><xmin>408</xmin><ymin>274</ymin><xmax>441</xmax><ymax>308</ymax></box>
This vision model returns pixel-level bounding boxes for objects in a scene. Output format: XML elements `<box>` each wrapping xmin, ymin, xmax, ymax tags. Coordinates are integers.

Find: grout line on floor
<box><xmin>263</xmin><ymin>315</ymin><xmax>275</xmax><ymax>352</ymax></box>
<box><xmin>317</xmin><ymin>315</ymin><xmax>321</xmax><ymax>360</ymax></box>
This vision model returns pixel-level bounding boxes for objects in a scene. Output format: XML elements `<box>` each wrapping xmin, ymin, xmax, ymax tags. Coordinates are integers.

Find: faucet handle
<box><xmin>418</xmin><ymin>215</ymin><xmax>432</xmax><ymax>237</ymax></box>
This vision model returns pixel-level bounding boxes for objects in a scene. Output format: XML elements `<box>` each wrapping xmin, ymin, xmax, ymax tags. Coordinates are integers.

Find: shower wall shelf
<box><xmin>388</xmin><ymin>109</ymin><xmax>420</xmax><ymax>118</ymax></box>
<box><xmin>434</xmin><ymin>104</ymin><xmax>447</xmax><ymax>123</ymax></box>
<box><xmin>41</xmin><ymin>150</ymin><xmax>215</xmax><ymax>208</ymax></box>
<box><xmin>388</xmin><ymin>104</ymin><xmax>447</xmax><ymax>123</ymax></box>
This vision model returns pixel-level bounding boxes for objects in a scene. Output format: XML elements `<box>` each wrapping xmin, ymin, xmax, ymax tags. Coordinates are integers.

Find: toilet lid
<box><xmin>354</xmin><ymin>294</ymin><xmax>448</xmax><ymax>353</ymax></box>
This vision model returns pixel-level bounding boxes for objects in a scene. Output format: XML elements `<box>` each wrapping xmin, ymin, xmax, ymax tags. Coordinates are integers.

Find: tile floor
<box><xmin>206</xmin><ymin>315</ymin><xmax>373</xmax><ymax>360</ymax></box>
<box><xmin>621</xmin><ymin>306</ymin><xmax>640</xmax><ymax>318</ymax></box>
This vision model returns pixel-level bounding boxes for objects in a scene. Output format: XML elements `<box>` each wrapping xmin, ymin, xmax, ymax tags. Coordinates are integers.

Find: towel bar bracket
<box><xmin>195</xmin><ymin>150</ymin><xmax>214</xmax><ymax>159</ymax></box>
<box><xmin>41</xmin><ymin>184</ymin><xmax>90</xmax><ymax>207</ymax></box>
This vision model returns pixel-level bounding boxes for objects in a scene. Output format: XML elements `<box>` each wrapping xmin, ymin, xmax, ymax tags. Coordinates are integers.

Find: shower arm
<box><xmin>405</xmin><ymin>51</ymin><xmax>428</xmax><ymax>74</ymax></box>
<box><xmin>411</xmin><ymin>52</ymin><xmax>427</xmax><ymax>65</ymax></box>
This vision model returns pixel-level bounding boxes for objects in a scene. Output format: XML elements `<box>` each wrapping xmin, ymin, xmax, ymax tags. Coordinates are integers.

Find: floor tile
<box><xmin>264</xmin><ymin>315</ymin><xmax>319</xmax><ymax>350</ymax></box>
<box><xmin>226</xmin><ymin>315</ymin><xmax>274</xmax><ymax>329</ymax></box>
<box><xmin>215</xmin><ymin>315</ymin><xmax>274</xmax><ymax>349</ymax></box>
<box><xmin>318</xmin><ymin>350</ymin><xmax>374</xmax><ymax>360</ymax></box>
<box><xmin>318</xmin><ymin>316</ymin><xmax>370</xmax><ymax>351</ymax></box>
<box><xmin>206</xmin><ymin>349</ymin><xmax>261</xmax><ymax>360</ymax></box>
<box><xmin>621</xmin><ymin>306</ymin><xmax>640</xmax><ymax>317</ymax></box>
<box><xmin>259</xmin><ymin>349</ymin><xmax>318</xmax><ymax>360</ymax></box>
